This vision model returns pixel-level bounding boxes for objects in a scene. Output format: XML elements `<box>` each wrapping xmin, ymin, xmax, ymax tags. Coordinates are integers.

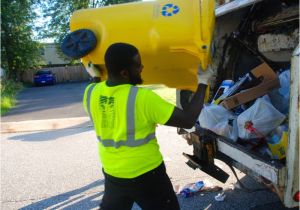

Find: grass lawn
<box><xmin>1</xmin><ymin>80</ymin><xmax>23</xmax><ymax>116</ymax></box>
<box><xmin>1</xmin><ymin>96</ymin><xmax>16</xmax><ymax>115</ymax></box>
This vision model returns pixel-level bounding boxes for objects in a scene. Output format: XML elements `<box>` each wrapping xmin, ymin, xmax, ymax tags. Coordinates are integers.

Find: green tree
<box><xmin>41</xmin><ymin>0</ymin><xmax>139</xmax><ymax>43</ymax></box>
<box><xmin>39</xmin><ymin>0</ymin><xmax>139</xmax><ymax>62</ymax></box>
<box><xmin>1</xmin><ymin>0</ymin><xmax>42</xmax><ymax>80</ymax></box>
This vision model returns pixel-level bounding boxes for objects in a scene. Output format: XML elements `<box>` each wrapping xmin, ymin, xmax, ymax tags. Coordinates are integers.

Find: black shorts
<box><xmin>100</xmin><ymin>162</ymin><xmax>180</xmax><ymax>210</ymax></box>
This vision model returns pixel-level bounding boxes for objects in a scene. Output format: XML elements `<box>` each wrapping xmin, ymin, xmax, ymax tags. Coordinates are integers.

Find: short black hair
<box><xmin>104</xmin><ymin>43</ymin><xmax>139</xmax><ymax>76</ymax></box>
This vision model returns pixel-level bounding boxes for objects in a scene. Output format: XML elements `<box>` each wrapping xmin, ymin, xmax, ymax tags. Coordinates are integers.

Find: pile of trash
<box><xmin>199</xmin><ymin>63</ymin><xmax>290</xmax><ymax>160</ymax></box>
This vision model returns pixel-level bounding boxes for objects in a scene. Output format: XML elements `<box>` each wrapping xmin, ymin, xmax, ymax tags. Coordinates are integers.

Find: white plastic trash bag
<box><xmin>278</xmin><ymin>70</ymin><xmax>290</xmax><ymax>100</ymax></box>
<box><xmin>237</xmin><ymin>98</ymin><xmax>286</xmax><ymax>139</ymax></box>
<box><xmin>199</xmin><ymin>104</ymin><xmax>238</xmax><ymax>141</ymax></box>
<box><xmin>268</xmin><ymin>70</ymin><xmax>290</xmax><ymax>114</ymax></box>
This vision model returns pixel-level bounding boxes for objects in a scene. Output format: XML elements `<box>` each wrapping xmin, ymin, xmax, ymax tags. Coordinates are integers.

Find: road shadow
<box><xmin>8</xmin><ymin>122</ymin><xmax>93</xmax><ymax>142</ymax></box>
<box><xmin>2</xmin><ymin>82</ymin><xmax>89</xmax><ymax>121</ymax></box>
<box><xmin>20</xmin><ymin>180</ymin><xmax>104</xmax><ymax>210</ymax></box>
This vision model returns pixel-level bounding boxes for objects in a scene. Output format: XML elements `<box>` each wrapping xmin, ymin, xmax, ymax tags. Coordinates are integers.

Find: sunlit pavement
<box><xmin>1</xmin><ymin>125</ymin><xmax>288</xmax><ymax>210</ymax></box>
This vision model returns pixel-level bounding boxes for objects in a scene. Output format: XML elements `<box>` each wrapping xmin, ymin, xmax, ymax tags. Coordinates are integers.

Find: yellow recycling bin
<box><xmin>70</xmin><ymin>0</ymin><xmax>215</xmax><ymax>91</ymax></box>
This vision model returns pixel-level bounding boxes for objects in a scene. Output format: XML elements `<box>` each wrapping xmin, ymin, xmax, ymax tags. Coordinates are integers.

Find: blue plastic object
<box><xmin>61</xmin><ymin>29</ymin><xmax>97</xmax><ymax>59</ymax></box>
<box><xmin>270</xmin><ymin>134</ymin><xmax>280</xmax><ymax>144</ymax></box>
<box><xmin>180</xmin><ymin>188</ymin><xmax>193</xmax><ymax>198</ymax></box>
<box><xmin>180</xmin><ymin>181</ymin><xmax>205</xmax><ymax>198</ymax></box>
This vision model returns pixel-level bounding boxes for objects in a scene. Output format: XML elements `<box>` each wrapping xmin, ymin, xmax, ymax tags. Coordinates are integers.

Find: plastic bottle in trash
<box><xmin>180</xmin><ymin>181</ymin><xmax>205</xmax><ymax>198</ymax></box>
<box><xmin>269</xmin><ymin>134</ymin><xmax>280</xmax><ymax>144</ymax></box>
<box><xmin>267</xmin><ymin>125</ymin><xmax>288</xmax><ymax>159</ymax></box>
<box><xmin>268</xmin><ymin>125</ymin><xmax>288</xmax><ymax>143</ymax></box>
<box><xmin>211</xmin><ymin>80</ymin><xmax>235</xmax><ymax>104</ymax></box>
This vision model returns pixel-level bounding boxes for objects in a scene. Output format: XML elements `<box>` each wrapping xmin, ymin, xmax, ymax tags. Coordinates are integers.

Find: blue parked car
<box><xmin>34</xmin><ymin>70</ymin><xmax>56</xmax><ymax>86</ymax></box>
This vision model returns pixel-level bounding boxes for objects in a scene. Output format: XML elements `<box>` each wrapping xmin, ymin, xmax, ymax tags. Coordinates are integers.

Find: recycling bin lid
<box><xmin>61</xmin><ymin>29</ymin><xmax>97</xmax><ymax>59</ymax></box>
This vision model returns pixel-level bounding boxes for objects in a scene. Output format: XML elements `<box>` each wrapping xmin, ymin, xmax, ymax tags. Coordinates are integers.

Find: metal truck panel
<box><xmin>215</xmin><ymin>0</ymin><xmax>263</xmax><ymax>17</ymax></box>
<box><xmin>283</xmin><ymin>45</ymin><xmax>299</xmax><ymax>208</ymax></box>
<box><xmin>217</xmin><ymin>138</ymin><xmax>284</xmax><ymax>184</ymax></box>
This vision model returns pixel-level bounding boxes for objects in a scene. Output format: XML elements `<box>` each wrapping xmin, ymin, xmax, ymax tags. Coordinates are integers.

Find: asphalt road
<box><xmin>1</xmin><ymin>126</ymin><xmax>293</xmax><ymax>210</ymax></box>
<box><xmin>1</xmin><ymin>82</ymin><xmax>89</xmax><ymax>122</ymax></box>
<box><xmin>0</xmin><ymin>81</ymin><xmax>296</xmax><ymax>210</ymax></box>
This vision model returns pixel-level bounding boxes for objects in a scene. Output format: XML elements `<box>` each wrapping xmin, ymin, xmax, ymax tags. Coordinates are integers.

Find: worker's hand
<box><xmin>85</xmin><ymin>62</ymin><xmax>101</xmax><ymax>78</ymax></box>
<box><xmin>197</xmin><ymin>65</ymin><xmax>215</xmax><ymax>85</ymax></box>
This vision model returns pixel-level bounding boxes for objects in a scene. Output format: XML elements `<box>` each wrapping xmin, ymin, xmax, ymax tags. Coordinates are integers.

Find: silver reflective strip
<box><xmin>87</xmin><ymin>84</ymin><xmax>96</xmax><ymax>121</ymax></box>
<box><xmin>127</xmin><ymin>86</ymin><xmax>138</xmax><ymax>142</ymax></box>
<box><xmin>97</xmin><ymin>132</ymin><xmax>156</xmax><ymax>148</ymax></box>
<box><xmin>96</xmin><ymin>86</ymin><xmax>156</xmax><ymax>148</ymax></box>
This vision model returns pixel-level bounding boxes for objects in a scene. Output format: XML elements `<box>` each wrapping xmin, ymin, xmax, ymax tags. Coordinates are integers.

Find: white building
<box><xmin>40</xmin><ymin>43</ymin><xmax>71</xmax><ymax>65</ymax></box>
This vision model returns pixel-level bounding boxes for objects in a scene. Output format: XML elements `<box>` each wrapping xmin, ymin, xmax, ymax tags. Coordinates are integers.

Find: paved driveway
<box><xmin>2</xmin><ymin>82</ymin><xmax>89</xmax><ymax>122</ymax></box>
<box><xmin>0</xmin><ymin>81</ymin><xmax>296</xmax><ymax>210</ymax></box>
<box><xmin>1</xmin><ymin>126</ymin><xmax>292</xmax><ymax>210</ymax></box>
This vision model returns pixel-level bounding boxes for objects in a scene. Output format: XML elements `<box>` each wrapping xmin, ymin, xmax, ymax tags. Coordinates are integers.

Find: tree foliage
<box><xmin>38</xmin><ymin>0</ymin><xmax>139</xmax><ymax>64</ymax></box>
<box><xmin>1</xmin><ymin>0</ymin><xmax>42</xmax><ymax>80</ymax></box>
<box><xmin>39</xmin><ymin>1</ymin><xmax>89</xmax><ymax>44</ymax></box>
<box><xmin>40</xmin><ymin>0</ymin><xmax>139</xmax><ymax>44</ymax></box>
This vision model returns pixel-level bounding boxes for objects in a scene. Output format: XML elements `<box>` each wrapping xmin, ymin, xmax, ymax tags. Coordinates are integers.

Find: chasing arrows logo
<box><xmin>161</xmin><ymin>3</ymin><xmax>180</xmax><ymax>17</ymax></box>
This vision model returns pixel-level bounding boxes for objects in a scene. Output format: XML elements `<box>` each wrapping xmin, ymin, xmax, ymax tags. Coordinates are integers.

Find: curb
<box><xmin>1</xmin><ymin>117</ymin><xmax>92</xmax><ymax>133</ymax></box>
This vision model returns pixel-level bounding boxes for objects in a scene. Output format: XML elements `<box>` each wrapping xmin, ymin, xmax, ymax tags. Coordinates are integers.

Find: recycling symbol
<box><xmin>161</xmin><ymin>4</ymin><xmax>180</xmax><ymax>17</ymax></box>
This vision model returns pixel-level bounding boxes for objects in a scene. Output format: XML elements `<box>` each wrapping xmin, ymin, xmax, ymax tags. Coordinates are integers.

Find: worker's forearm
<box><xmin>183</xmin><ymin>83</ymin><xmax>207</xmax><ymax>127</ymax></box>
<box><xmin>165</xmin><ymin>83</ymin><xmax>208</xmax><ymax>129</ymax></box>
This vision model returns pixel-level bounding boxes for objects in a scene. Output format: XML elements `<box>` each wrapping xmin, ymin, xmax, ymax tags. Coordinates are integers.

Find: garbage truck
<box><xmin>61</xmin><ymin>0</ymin><xmax>299</xmax><ymax>208</ymax></box>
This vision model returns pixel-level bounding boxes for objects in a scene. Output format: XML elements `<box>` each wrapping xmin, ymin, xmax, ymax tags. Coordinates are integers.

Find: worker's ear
<box><xmin>120</xmin><ymin>69</ymin><xmax>129</xmax><ymax>79</ymax></box>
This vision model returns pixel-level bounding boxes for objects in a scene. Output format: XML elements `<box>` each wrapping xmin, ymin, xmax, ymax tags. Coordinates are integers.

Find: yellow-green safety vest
<box><xmin>84</xmin><ymin>82</ymin><xmax>174</xmax><ymax>178</ymax></box>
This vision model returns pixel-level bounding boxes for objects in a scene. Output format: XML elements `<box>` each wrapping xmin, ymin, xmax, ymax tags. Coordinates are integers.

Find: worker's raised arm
<box><xmin>165</xmin><ymin>67</ymin><xmax>215</xmax><ymax>129</ymax></box>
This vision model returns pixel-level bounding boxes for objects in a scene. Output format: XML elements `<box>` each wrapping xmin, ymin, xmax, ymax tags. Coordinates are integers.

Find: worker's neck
<box><xmin>106</xmin><ymin>77</ymin><xmax>130</xmax><ymax>87</ymax></box>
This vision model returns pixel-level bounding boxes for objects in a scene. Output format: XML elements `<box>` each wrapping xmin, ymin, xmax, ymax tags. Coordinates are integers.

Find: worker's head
<box><xmin>105</xmin><ymin>43</ymin><xmax>143</xmax><ymax>85</ymax></box>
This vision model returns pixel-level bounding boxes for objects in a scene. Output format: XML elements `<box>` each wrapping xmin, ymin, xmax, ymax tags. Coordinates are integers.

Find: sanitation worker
<box><xmin>83</xmin><ymin>42</ymin><xmax>214</xmax><ymax>210</ymax></box>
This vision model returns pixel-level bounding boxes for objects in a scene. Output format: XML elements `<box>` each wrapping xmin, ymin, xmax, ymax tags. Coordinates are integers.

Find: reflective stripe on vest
<box><xmin>86</xmin><ymin>85</ymin><xmax>156</xmax><ymax>148</ymax></box>
<box><xmin>86</xmin><ymin>83</ymin><xmax>96</xmax><ymax>122</ymax></box>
